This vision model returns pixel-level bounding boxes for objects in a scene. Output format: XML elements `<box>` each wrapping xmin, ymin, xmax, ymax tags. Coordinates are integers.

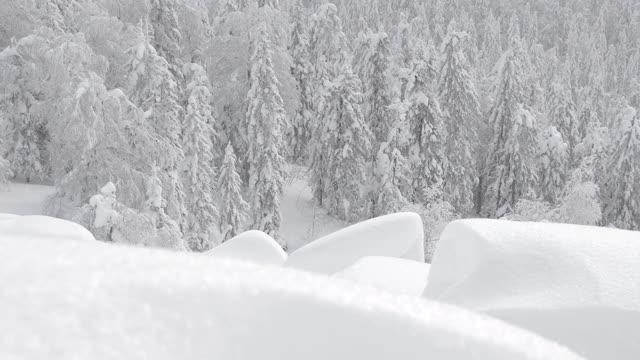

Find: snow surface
<box><xmin>425</xmin><ymin>219</ymin><xmax>640</xmax><ymax>360</ymax></box>
<box><xmin>286</xmin><ymin>213</ymin><xmax>424</xmax><ymax>274</ymax></box>
<box><xmin>205</xmin><ymin>230</ymin><xmax>287</xmax><ymax>265</ymax></box>
<box><xmin>280</xmin><ymin>166</ymin><xmax>346</xmax><ymax>250</ymax></box>
<box><xmin>0</xmin><ymin>232</ymin><xmax>582</xmax><ymax>360</ymax></box>
<box><xmin>0</xmin><ymin>182</ymin><xmax>55</xmax><ymax>215</ymax></box>
<box><xmin>335</xmin><ymin>256</ymin><xmax>430</xmax><ymax>296</ymax></box>
<box><xmin>0</xmin><ymin>214</ymin><xmax>95</xmax><ymax>242</ymax></box>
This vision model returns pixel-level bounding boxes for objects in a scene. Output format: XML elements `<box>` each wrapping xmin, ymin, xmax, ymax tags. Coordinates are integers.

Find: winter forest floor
<box><xmin>0</xmin><ymin>165</ymin><xmax>346</xmax><ymax>251</ymax></box>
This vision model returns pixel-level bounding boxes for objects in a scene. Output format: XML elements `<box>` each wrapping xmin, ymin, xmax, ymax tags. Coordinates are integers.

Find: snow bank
<box><xmin>0</xmin><ymin>182</ymin><xmax>55</xmax><ymax>215</ymax></box>
<box><xmin>0</xmin><ymin>234</ymin><xmax>582</xmax><ymax>360</ymax></box>
<box><xmin>335</xmin><ymin>256</ymin><xmax>430</xmax><ymax>296</ymax></box>
<box><xmin>425</xmin><ymin>219</ymin><xmax>640</xmax><ymax>360</ymax></box>
<box><xmin>205</xmin><ymin>230</ymin><xmax>287</xmax><ymax>265</ymax></box>
<box><xmin>286</xmin><ymin>213</ymin><xmax>424</xmax><ymax>274</ymax></box>
<box><xmin>0</xmin><ymin>214</ymin><xmax>95</xmax><ymax>242</ymax></box>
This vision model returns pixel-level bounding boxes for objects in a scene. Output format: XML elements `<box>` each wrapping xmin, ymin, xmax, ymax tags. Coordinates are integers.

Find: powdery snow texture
<box><xmin>0</xmin><ymin>214</ymin><xmax>95</xmax><ymax>242</ymax></box>
<box><xmin>425</xmin><ymin>219</ymin><xmax>640</xmax><ymax>360</ymax></box>
<box><xmin>286</xmin><ymin>213</ymin><xmax>424</xmax><ymax>274</ymax></box>
<box><xmin>206</xmin><ymin>230</ymin><xmax>287</xmax><ymax>265</ymax></box>
<box><xmin>335</xmin><ymin>256</ymin><xmax>430</xmax><ymax>296</ymax></box>
<box><xmin>0</xmin><ymin>232</ymin><xmax>582</xmax><ymax>360</ymax></box>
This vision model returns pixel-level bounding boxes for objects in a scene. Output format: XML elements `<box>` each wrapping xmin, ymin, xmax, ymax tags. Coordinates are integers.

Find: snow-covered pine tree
<box><xmin>406</xmin><ymin>44</ymin><xmax>447</xmax><ymax>205</ymax></box>
<box><xmin>288</xmin><ymin>0</ymin><xmax>313</xmax><ymax>161</ymax></box>
<box><xmin>311</xmin><ymin>61</ymin><xmax>372</xmax><ymax>222</ymax></box>
<box><xmin>601</xmin><ymin>105</ymin><xmax>640</xmax><ymax>230</ymax></box>
<box><xmin>438</xmin><ymin>23</ymin><xmax>481</xmax><ymax>213</ymax></box>
<box><xmin>245</xmin><ymin>26</ymin><xmax>288</xmax><ymax>246</ymax></box>
<box><xmin>547</xmin><ymin>80</ymin><xmax>579</xmax><ymax>165</ymax></box>
<box><xmin>482</xmin><ymin>38</ymin><xmax>539</xmax><ymax>218</ymax></box>
<box><xmin>538</xmin><ymin>126</ymin><xmax>568</xmax><ymax>204</ymax></box>
<box><xmin>181</xmin><ymin>62</ymin><xmax>219</xmax><ymax>250</ymax></box>
<box><xmin>125</xmin><ymin>21</ymin><xmax>187</xmax><ymax>228</ymax></box>
<box><xmin>149</xmin><ymin>0</ymin><xmax>183</xmax><ymax>73</ymax></box>
<box><xmin>218</xmin><ymin>143</ymin><xmax>250</xmax><ymax>242</ymax></box>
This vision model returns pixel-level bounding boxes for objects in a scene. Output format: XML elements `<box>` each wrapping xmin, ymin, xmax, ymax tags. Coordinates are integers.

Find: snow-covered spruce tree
<box><xmin>360</xmin><ymin>31</ymin><xmax>395</xmax><ymax>144</ymax></box>
<box><xmin>438</xmin><ymin>24</ymin><xmax>480</xmax><ymax>213</ymax></box>
<box><xmin>312</xmin><ymin>61</ymin><xmax>372</xmax><ymax>222</ymax></box>
<box><xmin>288</xmin><ymin>0</ymin><xmax>313</xmax><ymax>161</ymax></box>
<box><xmin>181</xmin><ymin>62</ymin><xmax>220</xmax><ymax>250</ymax></box>
<box><xmin>140</xmin><ymin>171</ymin><xmax>185</xmax><ymax>249</ymax></box>
<box><xmin>601</xmin><ymin>105</ymin><xmax>640</xmax><ymax>230</ymax></box>
<box><xmin>482</xmin><ymin>40</ymin><xmax>539</xmax><ymax>219</ymax></box>
<box><xmin>369</xmin><ymin>110</ymin><xmax>411</xmax><ymax>217</ymax></box>
<box><xmin>547</xmin><ymin>80</ymin><xmax>579</xmax><ymax>165</ymax></box>
<box><xmin>245</xmin><ymin>26</ymin><xmax>288</xmax><ymax>246</ymax></box>
<box><xmin>406</xmin><ymin>44</ymin><xmax>447</xmax><ymax>205</ymax></box>
<box><xmin>218</xmin><ymin>143</ymin><xmax>250</xmax><ymax>242</ymax></box>
<box><xmin>538</xmin><ymin>126</ymin><xmax>568</xmax><ymax>204</ymax></box>
<box><xmin>125</xmin><ymin>21</ymin><xmax>186</xmax><ymax>228</ymax></box>
<box><xmin>558</xmin><ymin>159</ymin><xmax>602</xmax><ymax>226</ymax></box>
<box><xmin>0</xmin><ymin>152</ymin><xmax>12</xmax><ymax>191</ymax></box>
<box><xmin>149</xmin><ymin>0</ymin><xmax>183</xmax><ymax>73</ymax></box>
<box><xmin>0</xmin><ymin>37</ymin><xmax>50</xmax><ymax>183</ymax></box>
<box><xmin>49</xmin><ymin>74</ymin><xmax>152</xmax><ymax>214</ymax></box>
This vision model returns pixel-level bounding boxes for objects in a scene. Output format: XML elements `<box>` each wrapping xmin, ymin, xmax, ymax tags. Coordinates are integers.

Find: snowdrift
<box><xmin>335</xmin><ymin>256</ymin><xmax>430</xmax><ymax>296</ymax></box>
<box><xmin>0</xmin><ymin>213</ymin><xmax>95</xmax><ymax>242</ymax></box>
<box><xmin>425</xmin><ymin>219</ymin><xmax>640</xmax><ymax>360</ymax></box>
<box><xmin>286</xmin><ymin>213</ymin><xmax>424</xmax><ymax>274</ymax></box>
<box><xmin>205</xmin><ymin>230</ymin><xmax>287</xmax><ymax>265</ymax></box>
<box><xmin>0</xmin><ymin>233</ymin><xmax>581</xmax><ymax>360</ymax></box>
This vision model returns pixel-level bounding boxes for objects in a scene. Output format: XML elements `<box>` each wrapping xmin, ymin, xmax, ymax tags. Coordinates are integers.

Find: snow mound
<box><xmin>0</xmin><ymin>214</ymin><xmax>95</xmax><ymax>242</ymax></box>
<box><xmin>0</xmin><ymin>234</ymin><xmax>582</xmax><ymax>360</ymax></box>
<box><xmin>425</xmin><ymin>219</ymin><xmax>640</xmax><ymax>360</ymax></box>
<box><xmin>335</xmin><ymin>256</ymin><xmax>430</xmax><ymax>296</ymax></box>
<box><xmin>286</xmin><ymin>213</ymin><xmax>424</xmax><ymax>274</ymax></box>
<box><xmin>205</xmin><ymin>230</ymin><xmax>287</xmax><ymax>265</ymax></box>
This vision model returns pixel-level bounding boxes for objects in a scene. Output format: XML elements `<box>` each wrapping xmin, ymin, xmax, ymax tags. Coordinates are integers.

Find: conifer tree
<box><xmin>538</xmin><ymin>126</ymin><xmax>568</xmax><ymax>204</ymax></box>
<box><xmin>218</xmin><ymin>143</ymin><xmax>249</xmax><ymax>242</ymax></box>
<box><xmin>149</xmin><ymin>0</ymin><xmax>183</xmax><ymax>72</ymax></box>
<box><xmin>311</xmin><ymin>62</ymin><xmax>372</xmax><ymax>221</ymax></box>
<box><xmin>245</xmin><ymin>26</ymin><xmax>288</xmax><ymax>246</ymax></box>
<box><xmin>181</xmin><ymin>62</ymin><xmax>219</xmax><ymax>248</ymax></box>
<box><xmin>547</xmin><ymin>80</ymin><xmax>579</xmax><ymax>164</ymax></box>
<box><xmin>125</xmin><ymin>21</ymin><xmax>186</xmax><ymax>227</ymax></box>
<box><xmin>361</xmin><ymin>31</ymin><xmax>395</xmax><ymax>144</ymax></box>
<box><xmin>406</xmin><ymin>44</ymin><xmax>447</xmax><ymax>204</ymax></box>
<box><xmin>482</xmin><ymin>39</ymin><xmax>539</xmax><ymax>218</ymax></box>
<box><xmin>602</xmin><ymin>105</ymin><xmax>640</xmax><ymax>229</ymax></box>
<box><xmin>438</xmin><ymin>24</ymin><xmax>480</xmax><ymax>212</ymax></box>
<box><xmin>289</xmin><ymin>0</ymin><xmax>313</xmax><ymax>161</ymax></box>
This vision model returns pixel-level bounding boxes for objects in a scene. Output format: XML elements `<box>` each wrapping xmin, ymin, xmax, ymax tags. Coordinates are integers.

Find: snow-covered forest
<box><xmin>1</xmin><ymin>0</ymin><xmax>640</xmax><ymax>256</ymax></box>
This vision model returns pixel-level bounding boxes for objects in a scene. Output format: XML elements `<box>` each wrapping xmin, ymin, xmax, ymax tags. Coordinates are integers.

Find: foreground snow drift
<box><xmin>426</xmin><ymin>219</ymin><xmax>640</xmax><ymax>360</ymax></box>
<box><xmin>0</xmin><ymin>218</ymin><xmax>582</xmax><ymax>360</ymax></box>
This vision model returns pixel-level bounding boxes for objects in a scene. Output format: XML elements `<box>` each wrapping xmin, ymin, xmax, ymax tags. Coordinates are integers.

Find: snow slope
<box><xmin>0</xmin><ymin>183</ymin><xmax>55</xmax><ymax>215</ymax></box>
<box><xmin>0</xmin><ymin>231</ymin><xmax>582</xmax><ymax>360</ymax></box>
<box><xmin>0</xmin><ymin>169</ymin><xmax>346</xmax><ymax>250</ymax></box>
<box><xmin>280</xmin><ymin>166</ymin><xmax>346</xmax><ymax>250</ymax></box>
<box><xmin>335</xmin><ymin>256</ymin><xmax>430</xmax><ymax>296</ymax></box>
<box><xmin>425</xmin><ymin>219</ymin><xmax>640</xmax><ymax>360</ymax></box>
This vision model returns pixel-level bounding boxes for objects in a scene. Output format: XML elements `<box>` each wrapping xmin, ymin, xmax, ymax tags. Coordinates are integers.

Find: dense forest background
<box><xmin>0</xmin><ymin>0</ymin><xmax>639</xmax><ymax>256</ymax></box>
